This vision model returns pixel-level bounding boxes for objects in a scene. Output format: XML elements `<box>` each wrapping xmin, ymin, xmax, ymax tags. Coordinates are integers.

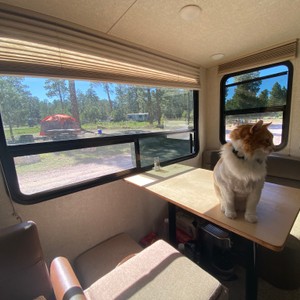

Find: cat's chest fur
<box><xmin>226</xmin><ymin>175</ymin><xmax>258</xmax><ymax>195</ymax></box>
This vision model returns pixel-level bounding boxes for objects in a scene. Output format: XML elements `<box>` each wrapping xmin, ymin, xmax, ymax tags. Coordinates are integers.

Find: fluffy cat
<box><xmin>213</xmin><ymin>120</ymin><xmax>274</xmax><ymax>223</ymax></box>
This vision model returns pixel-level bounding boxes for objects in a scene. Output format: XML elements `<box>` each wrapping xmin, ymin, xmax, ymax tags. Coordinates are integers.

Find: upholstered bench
<box><xmin>51</xmin><ymin>237</ymin><xmax>228</xmax><ymax>299</ymax></box>
<box><xmin>74</xmin><ymin>233</ymin><xmax>143</xmax><ymax>289</ymax></box>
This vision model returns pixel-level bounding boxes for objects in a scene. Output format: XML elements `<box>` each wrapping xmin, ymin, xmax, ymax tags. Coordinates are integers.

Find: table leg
<box><xmin>168</xmin><ymin>202</ymin><xmax>176</xmax><ymax>246</ymax></box>
<box><xmin>168</xmin><ymin>202</ymin><xmax>258</xmax><ymax>300</ymax></box>
<box><xmin>246</xmin><ymin>241</ymin><xmax>258</xmax><ymax>300</ymax></box>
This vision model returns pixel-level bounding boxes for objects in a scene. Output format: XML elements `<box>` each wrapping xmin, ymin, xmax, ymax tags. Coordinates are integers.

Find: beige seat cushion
<box><xmin>74</xmin><ymin>233</ymin><xmax>143</xmax><ymax>289</ymax></box>
<box><xmin>84</xmin><ymin>239</ymin><xmax>228</xmax><ymax>300</ymax></box>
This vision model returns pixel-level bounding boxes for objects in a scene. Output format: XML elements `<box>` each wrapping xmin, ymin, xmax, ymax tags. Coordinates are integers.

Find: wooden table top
<box><xmin>125</xmin><ymin>164</ymin><xmax>300</xmax><ymax>251</ymax></box>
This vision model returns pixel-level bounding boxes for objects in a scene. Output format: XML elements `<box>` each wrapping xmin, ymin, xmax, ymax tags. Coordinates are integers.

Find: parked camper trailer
<box><xmin>0</xmin><ymin>1</ymin><xmax>300</xmax><ymax>300</ymax></box>
<box><xmin>127</xmin><ymin>113</ymin><xmax>149</xmax><ymax>122</ymax></box>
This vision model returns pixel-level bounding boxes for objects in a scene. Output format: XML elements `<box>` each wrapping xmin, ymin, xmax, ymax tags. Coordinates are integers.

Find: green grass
<box><xmin>82</xmin><ymin>120</ymin><xmax>157</xmax><ymax>130</ymax></box>
<box><xmin>4</xmin><ymin>125</ymin><xmax>40</xmax><ymax>137</ymax></box>
<box><xmin>5</xmin><ymin>121</ymin><xmax>162</xmax><ymax>139</ymax></box>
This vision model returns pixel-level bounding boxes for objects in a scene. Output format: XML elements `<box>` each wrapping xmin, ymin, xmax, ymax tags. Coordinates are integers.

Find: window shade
<box><xmin>218</xmin><ymin>40</ymin><xmax>297</xmax><ymax>74</ymax></box>
<box><xmin>0</xmin><ymin>4</ymin><xmax>200</xmax><ymax>89</ymax></box>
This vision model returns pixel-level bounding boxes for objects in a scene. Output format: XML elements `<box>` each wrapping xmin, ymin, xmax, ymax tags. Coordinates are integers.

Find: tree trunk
<box><xmin>68</xmin><ymin>80</ymin><xmax>81</xmax><ymax>126</ymax></box>
<box><xmin>146</xmin><ymin>88</ymin><xmax>154</xmax><ymax>124</ymax></box>
<box><xmin>8</xmin><ymin>120</ymin><xmax>15</xmax><ymax>142</ymax></box>
<box><xmin>58</xmin><ymin>89</ymin><xmax>64</xmax><ymax>113</ymax></box>
<box><xmin>155</xmin><ymin>89</ymin><xmax>162</xmax><ymax>127</ymax></box>
<box><xmin>103</xmin><ymin>83</ymin><xmax>113</xmax><ymax>112</ymax></box>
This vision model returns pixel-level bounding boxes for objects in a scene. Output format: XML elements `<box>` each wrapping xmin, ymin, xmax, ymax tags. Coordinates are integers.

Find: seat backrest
<box><xmin>0</xmin><ymin>221</ymin><xmax>54</xmax><ymax>300</ymax></box>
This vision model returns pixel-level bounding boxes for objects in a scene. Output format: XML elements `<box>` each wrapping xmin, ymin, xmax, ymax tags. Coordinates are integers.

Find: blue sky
<box><xmin>23</xmin><ymin>77</ymin><xmax>111</xmax><ymax>101</ymax></box>
<box><xmin>23</xmin><ymin>65</ymin><xmax>288</xmax><ymax>102</ymax></box>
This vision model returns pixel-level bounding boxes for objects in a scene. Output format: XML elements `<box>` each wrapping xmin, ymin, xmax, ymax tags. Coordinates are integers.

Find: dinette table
<box><xmin>125</xmin><ymin>164</ymin><xmax>300</xmax><ymax>300</ymax></box>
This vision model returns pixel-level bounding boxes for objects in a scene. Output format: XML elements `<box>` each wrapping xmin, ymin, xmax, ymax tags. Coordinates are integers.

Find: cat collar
<box><xmin>232</xmin><ymin>147</ymin><xmax>264</xmax><ymax>164</ymax></box>
<box><xmin>232</xmin><ymin>148</ymin><xmax>245</xmax><ymax>160</ymax></box>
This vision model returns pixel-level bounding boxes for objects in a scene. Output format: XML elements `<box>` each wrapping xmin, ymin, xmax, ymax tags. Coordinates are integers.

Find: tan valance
<box><xmin>218</xmin><ymin>40</ymin><xmax>297</xmax><ymax>74</ymax></box>
<box><xmin>0</xmin><ymin>4</ymin><xmax>200</xmax><ymax>89</ymax></box>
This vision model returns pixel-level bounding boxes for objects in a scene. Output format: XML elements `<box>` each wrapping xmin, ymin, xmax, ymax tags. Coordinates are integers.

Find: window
<box><xmin>0</xmin><ymin>76</ymin><xmax>198</xmax><ymax>203</ymax></box>
<box><xmin>220</xmin><ymin>61</ymin><xmax>293</xmax><ymax>149</ymax></box>
<box><xmin>0</xmin><ymin>5</ymin><xmax>200</xmax><ymax>204</ymax></box>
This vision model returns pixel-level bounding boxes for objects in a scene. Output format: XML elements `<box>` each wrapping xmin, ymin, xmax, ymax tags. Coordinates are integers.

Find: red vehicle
<box><xmin>40</xmin><ymin>114</ymin><xmax>81</xmax><ymax>140</ymax></box>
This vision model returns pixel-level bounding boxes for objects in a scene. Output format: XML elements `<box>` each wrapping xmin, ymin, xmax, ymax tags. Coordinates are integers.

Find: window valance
<box><xmin>0</xmin><ymin>4</ymin><xmax>200</xmax><ymax>89</ymax></box>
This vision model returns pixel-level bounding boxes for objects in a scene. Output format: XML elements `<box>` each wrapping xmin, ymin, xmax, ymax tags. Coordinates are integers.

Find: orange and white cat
<box><xmin>213</xmin><ymin>120</ymin><xmax>274</xmax><ymax>223</ymax></box>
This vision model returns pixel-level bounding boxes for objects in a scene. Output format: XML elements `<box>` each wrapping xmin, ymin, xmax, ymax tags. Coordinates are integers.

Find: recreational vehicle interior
<box><xmin>0</xmin><ymin>1</ymin><xmax>300</xmax><ymax>299</ymax></box>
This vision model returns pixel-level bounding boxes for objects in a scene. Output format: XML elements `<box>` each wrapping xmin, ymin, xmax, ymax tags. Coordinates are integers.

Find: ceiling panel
<box><xmin>1</xmin><ymin>0</ymin><xmax>300</xmax><ymax>68</ymax></box>
<box><xmin>0</xmin><ymin>0</ymin><xmax>136</xmax><ymax>33</ymax></box>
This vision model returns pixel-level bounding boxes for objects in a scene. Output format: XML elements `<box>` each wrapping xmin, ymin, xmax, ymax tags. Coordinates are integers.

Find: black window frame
<box><xmin>0</xmin><ymin>87</ymin><xmax>199</xmax><ymax>205</ymax></box>
<box><xmin>220</xmin><ymin>61</ymin><xmax>293</xmax><ymax>149</ymax></box>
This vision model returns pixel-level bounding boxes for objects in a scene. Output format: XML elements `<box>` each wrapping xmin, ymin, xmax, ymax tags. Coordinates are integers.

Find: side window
<box><xmin>0</xmin><ymin>76</ymin><xmax>198</xmax><ymax>203</ymax></box>
<box><xmin>220</xmin><ymin>61</ymin><xmax>293</xmax><ymax>149</ymax></box>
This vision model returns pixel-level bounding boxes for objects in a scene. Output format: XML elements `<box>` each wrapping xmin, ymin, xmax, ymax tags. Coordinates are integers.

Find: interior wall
<box><xmin>0</xmin><ymin>174</ymin><xmax>170</xmax><ymax>264</ymax></box>
<box><xmin>205</xmin><ymin>56</ymin><xmax>300</xmax><ymax>158</ymax></box>
<box><xmin>183</xmin><ymin>67</ymin><xmax>207</xmax><ymax>168</ymax></box>
<box><xmin>205</xmin><ymin>66</ymin><xmax>221</xmax><ymax>151</ymax></box>
<box><xmin>288</xmin><ymin>56</ymin><xmax>300</xmax><ymax>157</ymax></box>
<box><xmin>198</xmin><ymin>67</ymin><xmax>208</xmax><ymax>161</ymax></box>
<box><xmin>0</xmin><ymin>171</ymin><xmax>173</xmax><ymax>263</ymax></box>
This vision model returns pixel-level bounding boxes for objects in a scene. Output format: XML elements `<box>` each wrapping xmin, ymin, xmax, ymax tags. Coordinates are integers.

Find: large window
<box><xmin>0</xmin><ymin>5</ymin><xmax>199</xmax><ymax>204</ymax></box>
<box><xmin>0</xmin><ymin>76</ymin><xmax>198</xmax><ymax>203</ymax></box>
<box><xmin>220</xmin><ymin>61</ymin><xmax>293</xmax><ymax>149</ymax></box>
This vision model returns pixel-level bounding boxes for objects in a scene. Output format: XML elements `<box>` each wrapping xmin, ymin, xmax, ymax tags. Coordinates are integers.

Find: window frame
<box><xmin>219</xmin><ymin>61</ymin><xmax>293</xmax><ymax>149</ymax></box>
<box><xmin>0</xmin><ymin>4</ymin><xmax>200</xmax><ymax>204</ymax></box>
<box><xmin>0</xmin><ymin>87</ymin><xmax>199</xmax><ymax>204</ymax></box>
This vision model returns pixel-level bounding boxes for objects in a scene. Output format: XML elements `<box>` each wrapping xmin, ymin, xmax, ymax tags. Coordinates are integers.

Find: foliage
<box><xmin>0</xmin><ymin>76</ymin><xmax>193</xmax><ymax>141</ymax></box>
<box><xmin>225</xmin><ymin>71</ymin><xmax>287</xmax><ymax>111</ymax></box>
<box><xmin>0</xmin><ymin>76</ymin><xmax>41</xmax><ymax>141</ymax></box>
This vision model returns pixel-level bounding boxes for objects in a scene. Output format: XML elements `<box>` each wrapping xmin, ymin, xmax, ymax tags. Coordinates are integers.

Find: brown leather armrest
<box><xmin>50</xmin><ymin>256</ymin><xmax>86</xmax><ymax>300</ymax></box>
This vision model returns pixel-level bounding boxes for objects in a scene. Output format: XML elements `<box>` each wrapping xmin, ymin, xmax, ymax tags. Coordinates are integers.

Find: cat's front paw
<box><xmin>245</xmin><ymin>213</ymin><xmax>258</xmax><ymax>223</ymax></box>
<box><xmin>225</xmin><ymin>210</ymin><xmax>237</xmax><ymax>219</ymax></box>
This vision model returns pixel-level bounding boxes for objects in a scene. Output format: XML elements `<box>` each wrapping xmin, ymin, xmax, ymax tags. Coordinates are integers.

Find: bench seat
<box><xmin>74</xmin><ymin>233</ymin><xmax>143</xmax><ymax>289</ymax></box>
<box><xmin>51</xmin><ymin>235</ymin><xmax>228</xmax><ymax>299</ymax></box>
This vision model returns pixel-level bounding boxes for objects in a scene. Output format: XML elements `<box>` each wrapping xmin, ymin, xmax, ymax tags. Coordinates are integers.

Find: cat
<box><xmin>213</xmin><ymin>120</ymin><xmax>274</xmax><ymax>223</ymax></box>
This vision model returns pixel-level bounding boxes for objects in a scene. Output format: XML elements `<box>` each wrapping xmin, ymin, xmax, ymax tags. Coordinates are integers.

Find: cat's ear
<box><xmin>250</xmin><ymin>120</ymin><xmax>263</xmax><ymax>134</ymax></box>
<box><xmin>263</xmin><ymin>122</ymin><xmax>272</xmax><ymax>128</ymax></box>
